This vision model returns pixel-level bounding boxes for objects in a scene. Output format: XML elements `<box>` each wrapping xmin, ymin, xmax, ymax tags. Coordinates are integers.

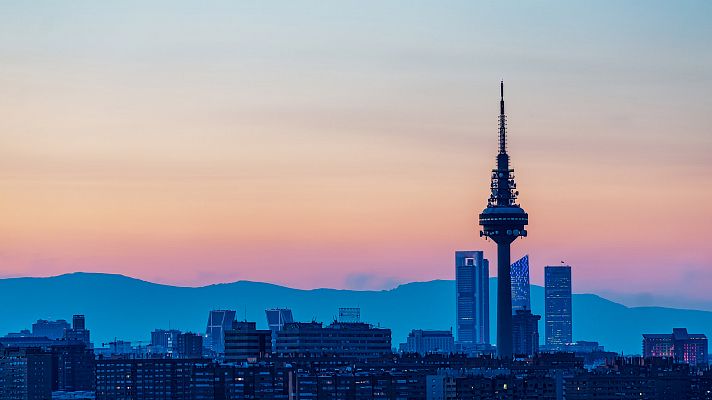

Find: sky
<box><xmin>1</xmin><ymin>1</ymin><xmax>711</xmax><ymax>301</ymax></box>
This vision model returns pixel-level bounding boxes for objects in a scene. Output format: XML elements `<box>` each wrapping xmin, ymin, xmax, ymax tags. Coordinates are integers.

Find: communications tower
<box><xmin>479</xmin><ymin>82</ymin><xmax>529</xmax><ymax>358</ymax></box>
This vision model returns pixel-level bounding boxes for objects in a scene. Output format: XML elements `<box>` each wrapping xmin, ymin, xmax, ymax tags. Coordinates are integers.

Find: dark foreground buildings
<box><xmin>88</xmin><ymin>353</ymin><xmax>712</xmax><ymax>400</ymax></box>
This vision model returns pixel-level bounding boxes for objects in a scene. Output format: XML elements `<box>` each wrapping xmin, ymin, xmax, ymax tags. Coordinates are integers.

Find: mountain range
<box><xmin>1</xmin><ymin>272</ymin><xmax>711</xmax><ymax>355</ymax></box>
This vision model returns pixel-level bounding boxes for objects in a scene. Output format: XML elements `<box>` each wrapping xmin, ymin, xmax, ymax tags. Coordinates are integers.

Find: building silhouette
<box><xmin>545</xmin><ymin>265</ymin><xmax>573</xmax><ymax>347</ymax></box>
<box><xmin>275</xmin><ymin>321</ymin><xmax>391</xmax><ymax>359</ymax></box>
<box><xmin>150</xmin><ymin>329</ymin><xmax>180</xmax><ymax>354</ymax></box>
<box><xmin>31</xmin><ymin>319</ymin><xmax>70</xmax><ymax>341</ymax></box>
<box><xmin>64</xmin><ymin>315</ymin><xmax>91</xmax><ymax>347</ymax></box>
<box><xmin>50</xmin><ymin>343</ymin><xmax>95</xmax><ymax>392</ymax></box>
<box><xmin>455</xmin><ymin>251</ymin><xmax>489</xmax><ymax>346</ymax></box>
<box><xmin>0</xmin><ymin>348</ymin><xmax>52</xmax><ymax>400</ymax></box>
<box><xmin>511</xmin><ymin>309</ymin><xmax>540</xmax><ymax>356</ymax></box>
<box><xmin>205</xmin><ymin>310</ymin><xmax>236</xmax><ymax>354</ymax></box>
<box><xmin>479</xmin><ymin>82</ymin><xmax>529</xmax><ymax>357</ymax></box>
<box><xmin>643</xmin><ymin>328</ymin><xmax>708</xmax><ymax>367</ymax></box>
<box><xmin>399</xmin><ymin>329</ymin><xmax>455</xmax><ymax>355</ymax></box>
<box><xmin>510</xmin><ymin>254</ymin><xmax>531</xmax><ymax>313</ymax></box>
<box><xmin>224</xmin><ymin>321</ymin><xmax>272</xmax><ymax>362</ymax></box>
<box><xmin>265</xmin><ymin>308</ymin><xmax>294</xmax><ymax>352</ymax></box>
<box><xmin>176</xmin><ymin>332</ymin><xmax>203</xmax><ymax>359</ymax></box>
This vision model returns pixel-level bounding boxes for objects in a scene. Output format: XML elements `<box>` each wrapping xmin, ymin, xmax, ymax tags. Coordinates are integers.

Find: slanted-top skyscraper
<box><xmin>479</xmin><ymin>82</ymin><xmax>528</xmax><ymax>357</ymax></box>
<box><xmin>511</xmin><ymin>254</ymin><xmax>531</xmax><ymax>313</ymax></box>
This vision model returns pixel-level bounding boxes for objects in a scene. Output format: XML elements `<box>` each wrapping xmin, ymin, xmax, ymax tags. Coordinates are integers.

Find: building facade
<box><xmin>32</xmin><ymin>319</ymin><xmax>70</xmax><ymax>340</ymax></box>
<box><xmin>455</xmin><ymin>251</ymin><xmax>489</xmax><ymax>345</ymax></box>
<box><xmin>400</xmin><ymin>330</ymin><xmax>455</xmax><ymax>355</ymax></box>
<box><xmin>176</xmin><ymin>332</ymin><xmax>203</xmax><ymax>359</ymax></box>
<box><xmin>51</xmin><ymin>343</ymin><xmax>95</xmax><ymax>392</ymax></box>
<box><xmin>0</xmin><ymin>348</ymin><xmax>52</xmax><ymax>400</ymax></box>
<box><xmin>64</xmin><ymin>315</ymin><xmax>91</xmax><ymax>347</ymax></box>
<box><xmin>545</xmin><ymin>265</ymin><xmax>572</xmax><ymax>347</ymax></box>
<box><xmin>265</xmin><ymin>308</ymin><xmax>294</xmax><ymax>352</ymax></box>
<box><xmin>205</xmin><ymin>310</ymin><xmax>236</xmax><ymax>355</ymax></box>
<box><xmin>276</xmin><ymin>321</ymin><xmax>391</xmax><ymax>359</ymax></box>
<box><xmin>643</xmin><ymin>328</ymin><xmax>708</xmax><ymax>367</ymax></box>
<box><xmin>224</xmin><ymin>321</ymin><xmax>272</xmax><ymax>363</ymax></box>
<box><xmin>511</xmin><ymin>309</ymin><xmax>540</xmax><ymax>356</ymax></box>
<box><xmin>510</xmin><ymin>254</ymin><xmax>531</xmax><ymax>312</ymax></box>
<box><xmin>150</xmin><ymin>329</ymin><xmax>181</xmax><ymax>354</ymax></box>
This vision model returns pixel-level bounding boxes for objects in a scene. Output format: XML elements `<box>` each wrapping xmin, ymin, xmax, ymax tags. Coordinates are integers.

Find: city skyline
<box><xmin>1</xmin><ymin>1</ymin><xmax>711</xmax><ymax>303</ymax></box>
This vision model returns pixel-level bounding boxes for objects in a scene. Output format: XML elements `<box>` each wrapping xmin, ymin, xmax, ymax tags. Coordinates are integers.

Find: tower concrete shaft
<box><xmin>479</xmin><ymin>82</ymin><xmax>528</xmax><ymax>358</ymax></box>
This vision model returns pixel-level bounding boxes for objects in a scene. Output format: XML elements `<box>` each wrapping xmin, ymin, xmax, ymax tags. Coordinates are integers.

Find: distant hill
<box><xmin>1</xmin><ymin>272</ymin><xmax>711</xmax><ymax>354</ymax></box>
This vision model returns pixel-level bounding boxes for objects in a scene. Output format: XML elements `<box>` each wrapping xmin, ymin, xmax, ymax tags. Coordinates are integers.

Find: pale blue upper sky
<box><xmin>1</xmin><ymin>1</ymin><xmax>711</xmax><ymax>298</ymax></box>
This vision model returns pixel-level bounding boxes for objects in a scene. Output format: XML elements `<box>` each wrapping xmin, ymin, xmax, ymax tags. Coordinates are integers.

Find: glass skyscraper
<box><xmin>455</xmin><ymin>251</ymin><xmax>489</xmax><ymax>345</ymax></box>
<box><xmin>265</xmin><ymin>308</ymin><xmax>294</xmax><ymax>351</ymax></box>
<box><xmin>510</xmin><ymin>254</ymin><xmax>531</xmax><ymax>313</ymax></box>
<box><xmin>205</xmin><ymin>309</ymin><xmax>236</xmax><ymax>354</ymax></box>
<box><xmin>544</xmin><ymin>265</ymin><xmax>572</xmax><ymax>347</ymax></box>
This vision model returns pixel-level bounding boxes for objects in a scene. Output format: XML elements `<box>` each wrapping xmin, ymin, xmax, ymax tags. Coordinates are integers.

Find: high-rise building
<box><xmin>224</xmin><ymin>321</ymin><xmax>272</xmax><ymax>362</ymax></box>
<box><xmin>31</xmin><ymin>319</ymin><xmax>70</xmax><ymax>340</ymax></box>
<box><xmin>176</xmin><ymin>332</ymin><xmax>203</xmax><ymax>359</ymax></box>
<box><xmin>64</xmin><ymin>315</ymin><xmax>91</xmax><ymax>347</ymax></box>
<box><xmin>150</xmin><ymin>329</ymin><xmax>180</xmax><ymax>354</ymax></box>
<box><xmin>545</xmin><ymin>265</ymin><xmax>572</xmax><ymax>347</ymax></box>
<box><xmin>455</xmin><ymin>251</ymin><xmax>489</xmax><ymax>345</ymax></box>
<box><xmin>510</xmin><ymin>255</ymin><xmax>531</xmax><ymax>313</ymax></box>
<box><xmin>399</xmin><ymin>329</ymin><xmax>455</xmax><ymax>355</ymax></box>
<box><xmin>511</xmin><ymin>309</ymin><xmax>540</xmax><ymax>356</ymax></box>
<box><xmin>0</xmin><ymin>348</ymin><xmax>53</xmax><ymax>400</ymax></box>
<box><xmin>479</xmin><ymin>82</ymin><xmax>529</xmax><ymax>357</ymax></box>
<box><xmin>643</xmin><ymin>328</ymin><xmax>708</xmax><ymax>367</ymax></box>
<box><xmin>265</xmin><ymin>308</ymin><xmax>294</xmax><ymax>352</ymax></box>
<box><xmin>50</xmin><ymin>343</ymin><xmax>95</xmax><ymax>392</ymax></box>
<box><xmin>275</xmin><ymin>321</ymin><xmax>391</xmax><ymax>359</ymax></box>
<box><xmin>205</xmin><ymin>310</ymin><xmax>236</xmax><ymax>354</ymax></box>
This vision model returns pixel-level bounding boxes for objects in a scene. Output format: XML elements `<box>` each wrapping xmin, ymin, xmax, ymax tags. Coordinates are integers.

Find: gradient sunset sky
<box><xmin>1</xmin><ymin>1</ymin><xmax>711</xmax><ymax>299</ymax></box>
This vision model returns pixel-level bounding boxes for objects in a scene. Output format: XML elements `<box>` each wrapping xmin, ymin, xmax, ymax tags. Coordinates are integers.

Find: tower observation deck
<box><xmin>479</xmin><ymin>81</ymin><xmax>529</xmax><ymax>358</ymax></box>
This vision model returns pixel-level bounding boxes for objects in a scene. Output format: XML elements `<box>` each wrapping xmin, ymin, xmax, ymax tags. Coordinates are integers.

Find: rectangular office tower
<box><xmin>511</xmin><ymin>254</ymin><xmax>531</xmax><ymax>313</ymax></box>
<box><xmin>545</xmin><ymin>265</ymin><xmax>573</xmax><ymax>347</ymax></box>
<box><xmin>455</xmin><ymin>251</ymin><xmax>490</xmax><ymax>345</ymax></box>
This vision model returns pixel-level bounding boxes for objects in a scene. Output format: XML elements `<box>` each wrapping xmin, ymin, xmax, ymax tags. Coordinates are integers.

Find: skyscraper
<box><xmin>545</xmin><ymin>265</ymin><xmax>572</xmax><ymax>347</ymax></box>
<box><xmin>205</xmin><ymin>310</ymin><xmax>236</xmax><ymax>354</ymax></box>
<box><xmin>455</xmin><ymin>251</ymin><xmax>490</xmax><ymax>345</ymax></box>
<box><xmin>265</xmin><ymin>308</ymin><xmax>294</xmax><ymax>352</ymax></box>
<box><xmin>510</xmin><ymin>254</ymin><xmax>531</xmax><ymax>313</ymax></box>
<box><xmin>479</xmin><ymin>82</ymin><xmax>529</xmax><ymax>357</ymax></box>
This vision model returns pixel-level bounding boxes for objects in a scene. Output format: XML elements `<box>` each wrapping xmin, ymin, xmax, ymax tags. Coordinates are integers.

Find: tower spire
<box><xmin>500</xmin><ymin>80</ymin><xmax>505</xmax><ymax>115</ymax></box>
<box><xmin>498</xmin><ymin>81</ymin><xmax>507</xmax><ymax>155</ymax></box>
